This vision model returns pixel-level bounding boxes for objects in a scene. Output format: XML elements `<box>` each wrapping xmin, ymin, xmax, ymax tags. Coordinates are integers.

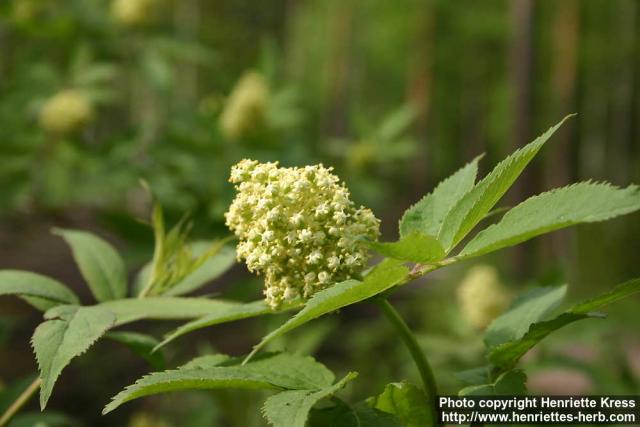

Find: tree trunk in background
<box><xmin>542</xmin><ymin>0</ymin><xmax>579</xmax><ymax>269</ymax></box>
<box><xmin>609</xmin><ymin>0</ymin><xmax>635</xmax><ymax>184</ymax></box>
<box><xmin>635</xmin><ymin>4</ymin><xmax>640</xmax><ymax>182</ymax></box>
<box><xmin>174</xmin><ymin>0</ymin><xmax>200</xmax><ymax>107</ymax></box>
<box><xmin>508</xmin><ymin>0</ymin><xmax>534</xmax><ymax>278</ymax></box>
<box><xmin>578</xmin><ymin>1</ymin><xmax>609</xmax><ymax>180</ymax></box>
<box><xmin>322</xmin><ymin>0</ymin><xmax>354</xmax><ymax>138</ymax></box>
<box><xmin>406</xmin><ymin>1</ymin><xmax>435</xmax><ymax>197</ymax></box>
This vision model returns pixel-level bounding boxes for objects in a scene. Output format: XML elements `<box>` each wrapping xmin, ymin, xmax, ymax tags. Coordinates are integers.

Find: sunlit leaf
<box><xmin>246</xmin><ymin>259</ymin><xmax>409</xmax><ymax>362</ymax></box>
<box><xmin>0</xmin><ymin>270</ymin><xmax>79</xmax><ymax>311</ymax></box>
<box><xmin>438</xmin><ymin>115</ymin><xmax>573</xmax><ymax>252</ymax></box>
<box><xmin>53</xmin><ymin>228</ymin><xmax>127</xmax><ymax>302</ymax></box>
<box><xmin>460</xmin><ymin>183</ymin><xmax>640</xmax><ymax>258</ymax></box>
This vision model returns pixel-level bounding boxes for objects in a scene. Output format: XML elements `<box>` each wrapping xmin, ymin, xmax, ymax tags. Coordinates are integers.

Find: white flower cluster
<box><xmin>225</xmin><ymin>159</ymin><xmax>380</xmax><ymax>308</ymax></box>
<box><xmin>219</xmin><ymin>72</ymin><xmax>269</xmax><ymax>140</ymax></box>
<box><xmin>39</xmin><ymin>89</ymin><xmax>93</xmax><ymax>135</ymax></box>
<box><xmin>457</xmin><ymin>265</ymin><xmax>512</xmax><ymax>329</ymax></box>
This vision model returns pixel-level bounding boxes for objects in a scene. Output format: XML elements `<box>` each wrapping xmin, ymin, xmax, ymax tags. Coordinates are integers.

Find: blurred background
<box><xmin>0</xmin><ymin>0</ymin><xmax>639</xmax><ymax>426</ymax></box>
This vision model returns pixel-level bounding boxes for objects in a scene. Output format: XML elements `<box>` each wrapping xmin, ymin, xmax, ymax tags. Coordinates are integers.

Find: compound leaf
<box><xmin>438</xmin><ymin>116</ymin><xmax>573</xmax><ymax>252</ymax></box>
<box><xmin>488</xmin><ymin>278</ymin><xmax>640</xmax><ymax>369</ymax></box>
<box><xmin>369</xmin><ymin>233</ymin><xmax>445</xmax><ymax>263</ymax></box>
<box><xmin>460</xmin><ymin>183</ymin><xmax>640</xmax><ymax>258</ymax></box>
<box><xmin>156</xmin><ymin>300</ymin><xmax>273</xmax><ymax>350</ymax></box>
<box><xmin>263</xmin><ymin>372</ymin><xmax>357</xmax><ymax>427</ymax></box>
<box><xmin>246</xmin><ymin>259</ymin><xmax>409</xmax><ymax>362</ymax></box>
<box><xmin>32</xmin><ymin>306</ymin><xmax>116</xmax><ymax>409</ymax></box>
<box><xmin>54</xmin><ymin>228</ymin><xmax>127</xmax><ymax>302</ymax></box>
<box><xmin>103</xmin><ymin>353</ymin><xmax>335</xmax><ymax>414</ymax></box>
<box><xmin>484</xmin><ymin>285</ymin><xmax>567</xmax><ymax>349</ymax></box>
<box><xmin>0</xmin><ymin>270</ymin><xmax>79</xmax><ymax>311</ymax></box>
<box><xmin>399</xmin><ymin>157</ymin><xmax>480</xmax><ymax>238</ymax></box>
<box><xmin>367</xmin><ymin>382</ymin><xmax>432</xmax><ymax>427</ymax></box>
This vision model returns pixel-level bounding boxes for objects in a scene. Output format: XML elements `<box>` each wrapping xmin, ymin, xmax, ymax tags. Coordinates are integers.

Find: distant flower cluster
<box><xmin>111</xmin><ymin>0</ymin><xmax>157</xmax><ymax>27</ymax></box>
<box><xmin>225</xmin><ymin>159</ymin><xmax>380</xmax><ymax>308</ymax></box>
<box><xmin>39</xmin><ymin>89</ymin><xmax>93</xmax><ymax>135</ymax></box>
<box><xmin>457</xmin><ymin>265</ymin><xmax>511</xmax><ymax>329</ymax></box>
<box><xmin>219</xmin><ymin>72</ymin><xmax>269</xmax><ymax>140</ymax></box>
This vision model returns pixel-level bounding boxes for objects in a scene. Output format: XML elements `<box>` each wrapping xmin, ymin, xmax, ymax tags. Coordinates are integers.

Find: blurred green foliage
<box><xmin>1</xmin><ymin>0</ymin><xmax>639</xmax><ymax>426</ymax></box>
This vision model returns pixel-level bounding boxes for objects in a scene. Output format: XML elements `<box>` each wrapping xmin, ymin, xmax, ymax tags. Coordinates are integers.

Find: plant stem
<box><xmin>0</xmin><ymin>377</ymin><xmax>41</xmax><ymax>427</ymax></box>
<box><xmin>375</xmin><ymin>297</ymin><xmax>442</xmax><ymax>427</ymax></box>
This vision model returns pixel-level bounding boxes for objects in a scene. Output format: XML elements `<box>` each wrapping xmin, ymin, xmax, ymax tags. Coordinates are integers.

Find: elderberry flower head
<box><xmin>219</xmin><ymin>72</ymin><xmax>269</xmax><ymax>140</ymax></box>
<box><xmin>225</xmin><ymin>159</ymin><xmax>380</xmax><ymax>308</ymax></box>
<box><xmin>457</xmin><ymin>265</ymin><xmax>512</xmax><ymax>329</ymax></box>
<box><xmin>39</xmin><ymin>89</ymin><xmax>93</xmax><ymax>135</ymax></box>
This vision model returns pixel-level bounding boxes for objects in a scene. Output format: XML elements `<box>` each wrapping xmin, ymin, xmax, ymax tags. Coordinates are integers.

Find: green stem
<box><xmin>376</xmin><ymin>298</ymin><xmax>441</xmax><ymax>427</ymax></box>
<box><xmin>0</xmin><ymin>377</ymin><xmax>41</xmax><ymax>427</ymax></box>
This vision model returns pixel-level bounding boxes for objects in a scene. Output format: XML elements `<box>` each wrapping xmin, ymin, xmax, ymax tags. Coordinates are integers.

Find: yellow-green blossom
<box><xmin>219</xmin><ymin>72</ymin><xmax>269</xmax><ymax>140</ymax></box>
<box><xmin>111</xmin><ymin>0</ymin><xmax>157</xmax><ymax>27</ymax></box>
<box><xmin>457</xmin><ymin>265</ymin><xmax>511</xmax><ymax>329</ymax></box>
<box><xmin>39</xmin><ymin>89</ymin><xmax>93</xmax><ymax>135</ymax></box>
<box><xmin>225</xmin><ymin>159</ymin><xmax>380</xmax><ymax>308</ymax></box>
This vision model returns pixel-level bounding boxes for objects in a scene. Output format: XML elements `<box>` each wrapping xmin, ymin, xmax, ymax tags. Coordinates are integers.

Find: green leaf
<box><xmin>82</xmin><ymin>297</ymin><xmax>248</xmax><ymax>325</ymax></box>
<box><xmin>156</xmin><ymin>300</ymin><xmax>274</xmax><ymax>350</ymax></box>
<box><xmin>246</xmin><ymin>259</ymin><xmax>409</xmax><ymax>362</ymax></box>
<box><xmin>399</xmin><ymin>156</ymin><xmax>481</xmax><ymax>238</ymax></box>
<box><xmin>106</xmin><ymin>331</ymin><xmax>165</xmax><ymax>370</ymax></box>
<box><xmin>136</xmin><ymin>241</ymin><xmax>237</xmax><ymax>297</ymax></box>
<box><xmin>103</xmin><ymin>353</ymin><xmax>335</xmax><ymax>414</ymax></box>
<box><xmin>32</xmin><ymin>306</ymin><xmax>117</xmax><ymax>409</ymax></box>
<box><xmin>53</xmin><ymin>228</ymin><xmax>127</xmax><ymax>302</ymax></box>
<box><xmin>459</xmin><ymin>370</ymin><xmax>527</xmax><ymax>396</ymax></box>
<box><xmin>460</xmin><ymin>183</ymin><xmax>640</xmax><ymax>258</ymax></box>
<box><xmin>367</xmin><ymin>382</ymin><xmax>431</xmax><ymax>427</ymax></box>
<box><xmin>165</xmin><ymin>243</ymin><xmax>236</xmax><ymax>296</ymax></box>
<box><xmin>179</xmin><ymin>354</ymin><xmax>233</xmax><ymax>369</ymax></box>
<box><xmin>484</xmin><ymin>285</ymin><xmax>567</xmax><ymax>349</ymax></box>
<box><xmin>263</xmin><ymin>372</ymin><xmax>357</xmax><ymax>427</ymax></box>
<box><xmin>488</xmin><ymin>278</ymin><xmax>640</xmax><ymax>369</ymax></box>
<box><xmin>455</xmin><ymin>366</ymin><xmax>492</xmax><ymax>386</ymax></box>
<box><xmin>309</xmin><ymin>402</ymin><xmax>403</xmax><ymax>427</ymax></box>
<box><xmin>438</xmin><ymin>116</ymin><xmax>573</xmax><ymax>252</ymax></box>
<box><xmin>369</xmin><ymin>233</ymin><xmax>445</xmax><ymax>263</ymax></box>
<box><xmin>0</xmin><ymin>270</ymin><xmax>79</xmax><ymax>311</ymax></box>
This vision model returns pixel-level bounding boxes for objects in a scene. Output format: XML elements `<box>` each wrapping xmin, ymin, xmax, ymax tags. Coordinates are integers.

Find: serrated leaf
<box><xmin>367</xmin><ymin>382</ymin><xmax>431</xmax><ymax>427</ymax></box>
<box><xmin>459</xmin><ymin>370</ymin><xmax>527</xmax><ymax>396</ymax></box>
<box><xmin>53</xmin><ymin>229</ymin><xmax>127</xmax><ymax>302</ymax></box>
<box><xmin>438</xmin><ymin>116</ymin><xmax>573</xmax><ymax>252</ymax></box>
<box><xmin>309</xmin><ymin>401</ymin><xmax>403</xmax><ymax>427</ymax></box>
<box><xmin>488</xmin><ymin>278</ymin><xmax>640</xmax><ymax>369</ymax></box>
<box><xmin>106</xmin><ymin>331</ymin><xmax>165</xmax><ymax>370</ymax></box>
<box><xmin>455</xmin><ymin>366</ymin><xmax>492</xmax><ymax>386</ymax></box>
<box><xmin>165</xmin><ymin>243</ymin><xmax>236</xmax><ymax>296</ymax></box>
<box><xmin>246</xmin><ymin>259</ymin><xmax>409</xmax><ymax>362</ymax></box>
<box><xmin>400</xmin><ymin>156</ymin><xmax>481</xmax><ymax>238</ymax></box>
<box><xmin>263</xmin><ymin>372</ymin><xmax>357</xmax><ymax>427</ymax></box>
<box><xmin>156</xmin><ymin>300</ymin><xmax>274</xmax><ymax>350</ymax></box>
<box><xmin>90</xmin><ymin>297</ymin><xmax>249</xmax><ymax>325</ymax></box>
<box><xmin>460</xmin><ymin>183</ymin><xmax>640</xmax><ymax>258</ymax></box>
<box><xmin>179</xmin><ymin>354</ymin><xmax>232</xmax><ymax>369</ymax></box>
<box><xmin>484</xmin><ymin>285</ymin><xmax>567</xmax><ymax>349</ymax></box>
<box><xmin>369</xmin><ymin>233</ymin><xmax>445</xmax><ymax>263</ymax></box>
<box><xmin>32</xmin><ymin>306</ymin><xmax>116</xmax><ymax>408</ymax></box>
<box><xmin>103</xmin><ymin>353</ymin><xmax>335</xmax><ymax>414</ymax></box>
<box><xmin>0</xmin><ymin>270</ymin><xmax>79</xmax><ymax>311</ymax></box>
